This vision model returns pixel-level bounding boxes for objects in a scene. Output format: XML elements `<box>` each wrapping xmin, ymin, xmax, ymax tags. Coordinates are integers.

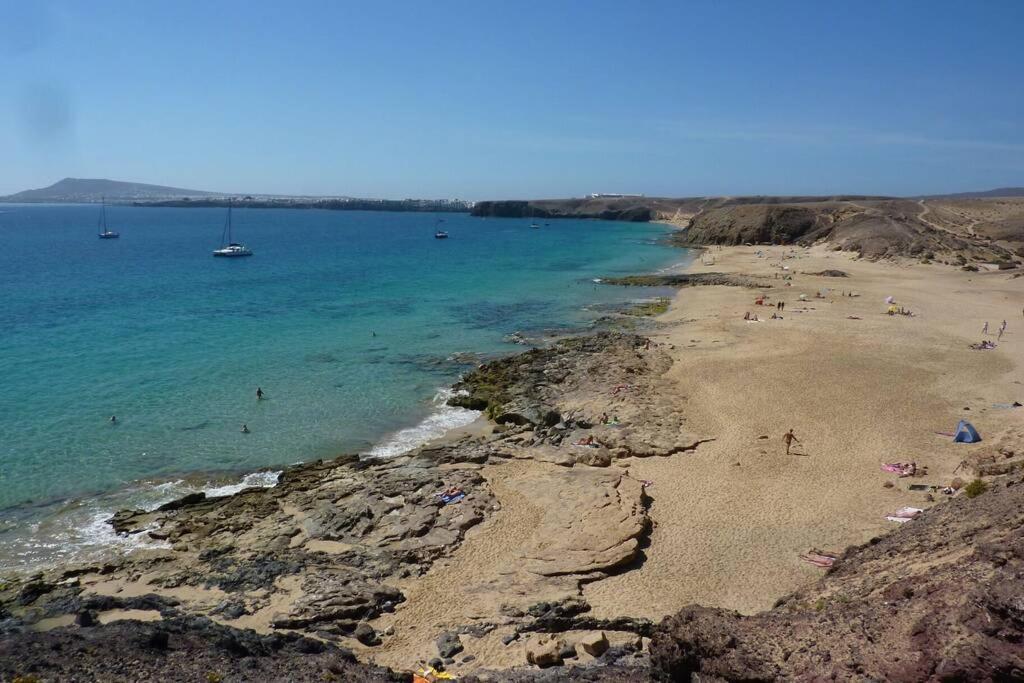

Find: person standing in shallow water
<box><xmin>783</xmin><ymin>429</ymin><xmax>800</xmax><ymax>455</ymax></box>
<box><xmin>256</xmin><ymin>387</ymin><xmax>264</xmax><ymax>400</ymax></box>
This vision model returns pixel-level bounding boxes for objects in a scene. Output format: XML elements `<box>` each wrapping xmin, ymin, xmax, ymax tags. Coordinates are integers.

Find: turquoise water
<box><xmin>0</xmin><ymin>204</ymin><xmax>686</xmax><ymax>569</ymax></box>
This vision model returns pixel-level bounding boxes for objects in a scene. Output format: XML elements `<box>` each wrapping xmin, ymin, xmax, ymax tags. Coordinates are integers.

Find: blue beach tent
<box><xmin>953</xmin><ymin>420</ymin><xmax>981</xmax><ymax>443</ymax></box>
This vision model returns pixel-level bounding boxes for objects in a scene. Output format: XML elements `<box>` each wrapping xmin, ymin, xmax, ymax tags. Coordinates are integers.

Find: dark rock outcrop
<box><xmin>0</xmin><ymin>617</ymin><xmax>403</xmax><ymax>682</ymax></box>
<box><xmin>598</xmin><ymin>273</ymin><xmax>768</xmax><ymax>288</ymax></box>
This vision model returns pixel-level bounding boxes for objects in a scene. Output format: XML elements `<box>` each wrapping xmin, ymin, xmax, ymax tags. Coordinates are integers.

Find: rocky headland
<box><xmin>472</xmin><ymin>195</ymin><xmax>1024</xmax><ymax>265</ymax></box>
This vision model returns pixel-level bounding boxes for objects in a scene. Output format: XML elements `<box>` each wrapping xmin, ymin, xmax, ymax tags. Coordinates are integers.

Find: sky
<box><xmin>1</xmin><ymin>0</ymin><xmax>1022</xmax><ymax>199</ymax></box>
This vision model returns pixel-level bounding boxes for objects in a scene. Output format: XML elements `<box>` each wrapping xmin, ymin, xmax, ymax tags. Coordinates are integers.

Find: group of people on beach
<box><xmin>982</xmin><ymin>320</ymin><xmax>1008</xmax><ymax>339</ymax></box>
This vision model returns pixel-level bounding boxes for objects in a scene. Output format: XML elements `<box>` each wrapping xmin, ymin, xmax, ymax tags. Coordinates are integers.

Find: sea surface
<box><xmin>0</xmin><ymin>204</ymin><xmax>687</xmax><ymax>570</ymax></box>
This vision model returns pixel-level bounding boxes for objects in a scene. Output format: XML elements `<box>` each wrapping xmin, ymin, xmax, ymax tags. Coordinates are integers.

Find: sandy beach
<box><xmin>367</xmin><ymin>244</ymin><xmax>1024</xmax><ymax>671</ymax></box>
<box><xmin>4</xmin><ymin>242</ymin><xmax>1022</xmax><ymax>680</ymax></box>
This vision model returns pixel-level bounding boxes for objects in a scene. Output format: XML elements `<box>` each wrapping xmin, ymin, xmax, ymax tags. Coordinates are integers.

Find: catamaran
<box><xmin>212</xmin><ymin>201</ymin><xmax>253</xmax><ymax>257</ymax></box>
<box><xmin>97</xmin><ymin>197</ymin><xmax>119</xmax><ymax>239</ymax></box>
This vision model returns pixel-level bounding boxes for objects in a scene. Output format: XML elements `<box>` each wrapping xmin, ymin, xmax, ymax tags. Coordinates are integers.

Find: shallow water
<box><xmin>0</xmin><ymin>204</ymin><xmax>686</xmax><ymax>569</ymax></box>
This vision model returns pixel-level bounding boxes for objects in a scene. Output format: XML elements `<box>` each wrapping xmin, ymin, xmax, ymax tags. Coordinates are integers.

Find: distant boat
<box><xmin>97</xmin><ymin>197</ymin><xmax>119</xmax><ymax>239</ymax></box>
<box><xmin>212</xmin><ymin>200</ymin><xmax>253</xmax><ymax>257</ymax></box>
<box><xmin>434</xmin><ymin>218</ymin><xmax>449</xmax><ymax>239</ymax></box>
<box><xmin>530</xmin><ymin>223</ymin><xmax>540</xmax><ymax>229</ymax></box>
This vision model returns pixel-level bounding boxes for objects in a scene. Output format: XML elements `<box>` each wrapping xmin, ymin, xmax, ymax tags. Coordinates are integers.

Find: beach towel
<box><xmin>881</xmin><ymin>463</ymin><xmax>904</xmax><ymax>473</ymax></box>
<box><xmin>439</xmin><ymin>492</ymin><xmax>465</xmax><ymax>505</ymax></box>
<box><xmin>415</xmin><ymin>666</ymin><xmax>456</xmax><ymax>682</ymax></box>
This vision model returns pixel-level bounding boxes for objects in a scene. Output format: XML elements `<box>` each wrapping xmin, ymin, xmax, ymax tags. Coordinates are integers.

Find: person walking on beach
<box><xmin>778</xmin><ymin>301</ymin><xmax>785</xmax><ymax>312</ymax></box>
<box><xmin>783</xmin><ymin>429</ymin><xmax>800</xmax><ymax>455</ymax></box>
<box><xmin>256</xmin><ymin>387</ymin><xmax>264</xmax><ymax>400</ymax></box>
<box><xmin>983</xmin><ymin>322</ymin><xmax>989</xmax><ymax>335</ymax></box>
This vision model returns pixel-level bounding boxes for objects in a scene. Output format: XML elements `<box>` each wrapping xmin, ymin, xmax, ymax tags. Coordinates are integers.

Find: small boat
<box><xmin>433</xmin><ymin>218</ymin><xmax>448</xmax><ymax>239</ymax></box>
<box><xmin>97</xmin><ymin>197</ymin><xmax>119</xmax><ymax>239</ymax></box>
<box><xmin>530</xmin><ymin>223</ymin><xmax>540</xmax><ymax>229</ymax></box>
<box><xmin>212</xmin><ymin>200</ymin><xmax>253</xmax><ymax>257</ymax></box>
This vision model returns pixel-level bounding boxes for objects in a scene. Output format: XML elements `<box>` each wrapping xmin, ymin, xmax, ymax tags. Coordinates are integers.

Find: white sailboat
<box><xmin>97</xmin><ymin>197</ymin><xmax>120</xmax><ymax>239</ymax></box>
<box><xmin>212</xmin><ymin>200</ymin><xmax>253</xmax><ymax>257</ymax></box>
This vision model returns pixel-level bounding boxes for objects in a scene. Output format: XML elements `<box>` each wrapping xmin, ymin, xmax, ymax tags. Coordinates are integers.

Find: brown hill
<box><xmin>677</xmin><ymin>198</ymin><xmax>1024</xmax><ymax>263</ymax></box>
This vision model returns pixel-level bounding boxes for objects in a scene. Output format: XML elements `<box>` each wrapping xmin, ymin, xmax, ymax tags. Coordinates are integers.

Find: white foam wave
<box><xmin>0</xmin><ymin>469</ymin><xmax>283</xmax><ymax>573</ymax></box>
<box><xmin>365</xmin><ymin>388</ymin><xmax>480</xmax><ymax>459</ymax></box>
<box><xmin>203</xmin><ymin>470</ymin><xmax>282</xmax><ymax>498</ymax></box>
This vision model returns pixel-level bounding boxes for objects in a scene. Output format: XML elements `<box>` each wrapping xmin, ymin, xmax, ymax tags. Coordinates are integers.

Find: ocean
<box><xmin>0</xmin><ymin>204</ymin><xmax>686</xmax><ymax>571</ymax></box>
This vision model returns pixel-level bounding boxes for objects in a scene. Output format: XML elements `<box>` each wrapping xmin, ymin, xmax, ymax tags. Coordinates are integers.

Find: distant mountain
<box><xmin>922</xmin><ymin>187</ymin><xmax>1024</xmax><ymax>199</ymax></box>
<box><xmin>0</xmin><ymin>178</ymin><xmax>218</xmax><ymax>203</ymax></box>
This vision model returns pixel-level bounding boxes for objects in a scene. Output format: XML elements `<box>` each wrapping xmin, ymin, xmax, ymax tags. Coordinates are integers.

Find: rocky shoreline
<box><xmin>0</xmin><ymin>332</ymin><xmax>710</xmax><ymax>679</ymax></box>
<box><xmin>4</xmin><ymin>243</ymin><xmax>1024</xmax><ymax>681</ymax></box>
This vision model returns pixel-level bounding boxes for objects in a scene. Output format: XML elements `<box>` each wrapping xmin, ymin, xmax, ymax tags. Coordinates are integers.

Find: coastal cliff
<box><xmin>471</xmin><ymin>199</ymin><xmax>658</xmax><ymax>222</ymax></box>
<box><xmin>675</xmin><ymin>199</ymin><xmax>1024</xmax><ymax>263</ymax></box>
<box><xmin>473</xmin><ymin>195</ymin><xmax>1024</xmax><ymax>264</ymax></box>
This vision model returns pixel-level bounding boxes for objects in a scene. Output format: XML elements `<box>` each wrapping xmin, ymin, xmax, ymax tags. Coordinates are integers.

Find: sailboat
<box><xmin>528</xmin><ymin>204</ymin><xmax>540</xmax><ymax>229</ymax></box>
<box><xmin>97</xmin><ymin>197</ymin><xmax>119</xmax><ymax>239</ymax></box>
<box><xmin>434</xmin><ymin>218</ymin><xmax>449</xmax><ymax>239</ymax></box>
<box><xmin>212</xmin><ymin>200</ymin><xmax>253</xmax><ymax>257</ymax></box>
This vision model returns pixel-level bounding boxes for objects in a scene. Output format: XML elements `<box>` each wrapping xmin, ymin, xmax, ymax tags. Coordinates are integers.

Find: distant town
<box><xmin>140</xmin><ymin>196</ymin><xmax>476</xmax><ymax>213</ymax></box>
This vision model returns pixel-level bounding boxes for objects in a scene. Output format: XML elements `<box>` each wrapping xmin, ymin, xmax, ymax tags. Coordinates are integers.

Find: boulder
<box><xmin>436</xmin><ymin>631</ymin><xmax>463</xmax><ymax>659</ymax></box>
<box><xmin>526</xmin><ymin>638</ymin><xmax>565</xmax><ymax>668</ymax></box>
<box><xmin>578</xmin><ymin>631</ymin><xmax>609</xmax><ymax>657</ymax></box>
<box><xmin>575</xmin><ymin>450</ymin><xmax>612</xmax><ymax>467</ymax></box>
<box><xmin>353</xmin><ymin>622</ymin><xmax>380</xmax><ymax>646</ymax></box>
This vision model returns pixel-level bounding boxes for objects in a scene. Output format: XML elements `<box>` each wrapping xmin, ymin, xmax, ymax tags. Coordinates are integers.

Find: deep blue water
<box><xmin>0</xmin><ymin>204</ymin><xmax>686</xmax><ymax>569</ymax></box>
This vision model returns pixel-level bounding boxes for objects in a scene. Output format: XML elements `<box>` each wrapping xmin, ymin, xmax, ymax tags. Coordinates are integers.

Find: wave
<box><xmin>0</xmin><ymin>470</ymin><xmax>281</xmax><ymax>573</ymax></box>
<box><xmin>365</xmin><ymin>388</ymin><xmax>480</xmax><ymax>459</ymax></box>
<box><xmin>1</xmin><ymin>388</ymin><xmax>477</xmax><ymax>572</ymax></box>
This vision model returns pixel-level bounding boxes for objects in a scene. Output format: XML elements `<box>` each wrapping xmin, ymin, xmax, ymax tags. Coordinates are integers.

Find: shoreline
<box><xmin>0</xmin><ymin>232</ymin><xmax>689</xmax><ymax>576</ymax></box>
<box><xmin>3</xmin><ymin>238</ymin><xmax>1021</xmax><ymax>678</ymax></box>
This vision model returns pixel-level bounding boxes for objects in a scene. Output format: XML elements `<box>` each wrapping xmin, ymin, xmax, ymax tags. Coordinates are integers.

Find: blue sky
<box><xmin>2</xmin><ymin>0</ymin><xmax>1022</xmax><ymax>198</ymax></box>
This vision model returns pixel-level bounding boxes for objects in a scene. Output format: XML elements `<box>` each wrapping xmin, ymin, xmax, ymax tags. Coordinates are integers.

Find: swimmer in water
<box><xmin>110</xmin><ymin>415</ymin><xmax>117</xmax><ymax>423</ymax></box>
<box><xmin>256</xmin><ymin>387</ymin><xmax>264</xmax><ymax>400</ymax></box>
<box><xmin>241</xmin><ymin>424</ymin><xmax>250</xmax><ymax>434</ymax></box>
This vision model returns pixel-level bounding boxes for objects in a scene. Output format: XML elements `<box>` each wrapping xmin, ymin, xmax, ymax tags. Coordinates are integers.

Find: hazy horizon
<box><xmin>2</xmin><ymin>1</ymin><xmax>1022</xmax><ymax>199</ymax></box>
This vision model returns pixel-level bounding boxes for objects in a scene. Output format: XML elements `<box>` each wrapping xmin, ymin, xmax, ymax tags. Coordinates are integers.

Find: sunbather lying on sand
<box><xmin>574</xmin><ymin>435</ymin><xmax>597</xmax><ymax>447</ymax></box>
<box><xmin>800</xmin><ymin>550</ymin><xmax>837</xmax><ymax>568</ymax></box>
<box><xmin>882</xmin><ymin>462</ymin><xmax>924</xmax><ymax>477</ymax></box>
<box><xmin>886</xmin><ymin>506</ymin><xmax>923</xmax><ymax>523</ymax></box>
